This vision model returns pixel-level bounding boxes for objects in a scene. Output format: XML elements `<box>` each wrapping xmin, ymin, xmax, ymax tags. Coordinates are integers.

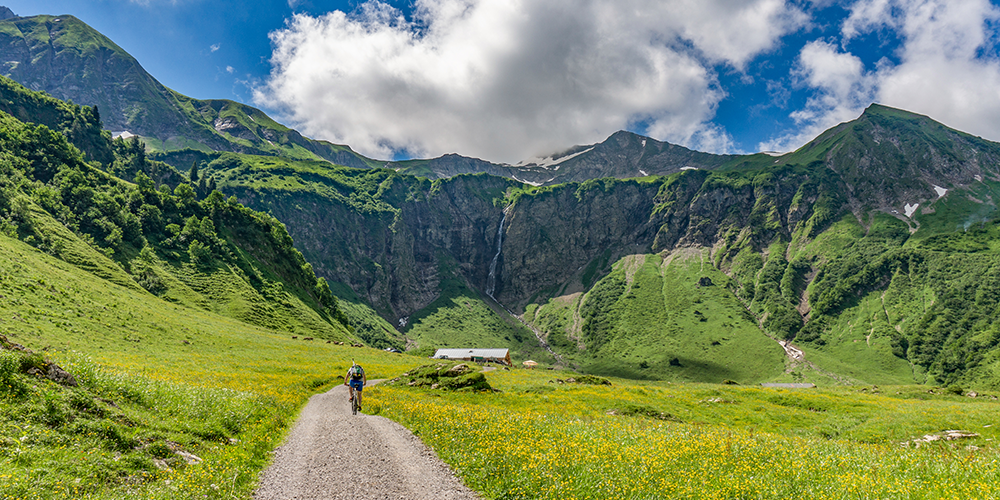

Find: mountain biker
<box><xmin>345</xmin><ymin>362</ymin><xmax>366</xmax><ymax>409</ymax></box>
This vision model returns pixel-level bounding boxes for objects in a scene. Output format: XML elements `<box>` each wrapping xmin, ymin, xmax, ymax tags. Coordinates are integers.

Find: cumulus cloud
<box><xmin>255</xmin><ymin>0</ymin><xmax>806</xmax><ymax>162</ymax></box>
<box><xmin>764</xmin><ymin>0</ymin><xmax>1000</xmax><ymax>152</ymax></box>
<box><xmin>759</xmin><ymin>40</ymin><xmax>876</xmax><ymax>151</ymax></box>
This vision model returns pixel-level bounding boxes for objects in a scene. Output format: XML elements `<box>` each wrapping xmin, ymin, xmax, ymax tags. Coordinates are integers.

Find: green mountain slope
<box><xmin>187</xmin><ymin>105</ymin><xmax>1000</xmax><ymax>387</ymax></box>
<box><xmin>0</xmin><ymin>78</ymin><xmax>353</xmax><ymax>342</ymax></box>
<box><xmin>8</xmin><ymin>10</ymin><xmax>1000</xmax><ymax>387</ymax></box>
<box><xmin>0</xmin><ymin>14</ymin><xmax>379</xmax><ymax>168</ymax></box>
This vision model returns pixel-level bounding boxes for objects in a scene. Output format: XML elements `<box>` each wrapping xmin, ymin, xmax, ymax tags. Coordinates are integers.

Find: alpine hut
<box><xmin>433</xmin><ymin>348</ymin><xmax>512</xmax><ymax>366</ymax></box>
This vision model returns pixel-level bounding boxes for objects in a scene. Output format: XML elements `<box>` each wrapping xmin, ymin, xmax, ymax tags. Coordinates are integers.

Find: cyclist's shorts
<box><xmin>349</xmin><ymin>379</ymin><xmax>364</xmax><ymax>391</ymax></box>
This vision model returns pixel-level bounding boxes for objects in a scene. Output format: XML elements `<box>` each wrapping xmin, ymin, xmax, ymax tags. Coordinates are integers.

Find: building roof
<box><xmin>434</xmin><ymin>348</ymin><xmax>510</xmax><ymax>359</ymax></box>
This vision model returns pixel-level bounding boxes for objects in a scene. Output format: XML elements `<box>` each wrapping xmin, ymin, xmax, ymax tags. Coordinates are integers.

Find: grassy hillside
<box><xmin>0</xmin><ymin>79</ymin><xmax>362</xmax><ymax>343</ymax></box>
<box><xmin>527</xmin><ymin>250</ymin><xmax>785</xmax><ymax>383</ymax></box>
<box><xmin>0</xmin><ymin>230</ymin><xmax>423</xmax><ymax>499</ymax></box>
<box><xmin>0</xmin><ymin>77</ymin><xmax>424</xmax><ymax>498</ymax></box>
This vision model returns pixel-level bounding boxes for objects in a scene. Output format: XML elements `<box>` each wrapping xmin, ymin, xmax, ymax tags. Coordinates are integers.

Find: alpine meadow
<box><xmin>1</xmin><ymin>7</ymin><xmax>1000</xmax><ymax>500</ymax></box>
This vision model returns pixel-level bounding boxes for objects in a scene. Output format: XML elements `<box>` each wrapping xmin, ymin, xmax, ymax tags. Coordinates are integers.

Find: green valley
<box><xmin>4</xmin><ymin>10</ymin><xmax>1000</xmax><ymax>499</ymax></box>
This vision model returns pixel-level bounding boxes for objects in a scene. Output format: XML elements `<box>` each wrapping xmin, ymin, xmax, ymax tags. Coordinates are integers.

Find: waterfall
<box><xmin>485</xmin><ymin>210</ymin><xmax>507</xmax><ymax>299</ymax></box>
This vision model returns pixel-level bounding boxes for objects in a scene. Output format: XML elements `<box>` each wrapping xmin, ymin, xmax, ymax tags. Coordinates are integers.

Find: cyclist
<box><xmin>345</xmin><ymin>362</ymin><xmax>366</xmax><ymax>410</ymax></box>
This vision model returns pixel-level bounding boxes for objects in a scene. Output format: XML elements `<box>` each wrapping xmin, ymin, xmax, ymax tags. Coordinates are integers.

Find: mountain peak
<box><xmin>861</xmin><ymin>103</ymin><xmax>931</xmax><ymax>122</ymax></box>
<box><xmin>0</xmin><ymin>7</ymin><xmax>14</xmax><ymax>21</ymax></box>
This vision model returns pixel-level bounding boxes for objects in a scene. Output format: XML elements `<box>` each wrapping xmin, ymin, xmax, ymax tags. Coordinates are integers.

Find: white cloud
<box><xmin>759</xmin><ymin>40</ymin><xmax>876</xmax><ymax>151</ymax></box>
<box><xmin>226</xmin><ymin>66</ymin><xmax>235</xmax><ymax>74</ymax></box>
<box><xmin>210</xmin><ymin>43</ymin><xmax>221</xmax><ymax>53</ymax></box>
<box><xmin>255</xmin><ymin>0</ymin><xmax>806</xmax><ymax>162</ymax></box>
<box><xmin>765</xmin><ymin>0</ymin><xmax>1000</xmax><ymax>152</ymax></box>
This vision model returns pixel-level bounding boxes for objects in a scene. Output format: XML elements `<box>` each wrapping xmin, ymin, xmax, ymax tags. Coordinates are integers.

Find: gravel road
<box><xmin>254</xmin><ymin>382</ymin><xmax>479</xmax><ymax>500</ymax></box>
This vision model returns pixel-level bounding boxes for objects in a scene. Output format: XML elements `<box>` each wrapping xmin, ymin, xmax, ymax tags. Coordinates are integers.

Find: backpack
<box><xmin>350</xmin><ymin>365</ymin><xmax>364</xmax><ymax>380</ymax></box>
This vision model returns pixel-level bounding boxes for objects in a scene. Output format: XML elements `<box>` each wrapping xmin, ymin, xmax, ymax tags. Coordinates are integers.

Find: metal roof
<box><xmin>434</xmin><ymin>348</ymin><xmax>509</xmax><ymax>359</ymax></box>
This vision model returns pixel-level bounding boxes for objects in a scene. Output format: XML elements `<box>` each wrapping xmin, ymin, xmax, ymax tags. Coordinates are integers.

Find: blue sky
<box><xmin>6</xmin><ymin>1</ymin><xmax>1000</xmax><ymax>163</ymax></box>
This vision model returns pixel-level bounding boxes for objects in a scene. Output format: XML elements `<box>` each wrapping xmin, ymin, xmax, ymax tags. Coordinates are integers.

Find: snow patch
<box><xmin>112</xmin><ymin>131</ymin><xmax>135</xmax><ymax>139</ymax></box>
<box><xmin>904</xmin><ymin>203</ymin><xmax>919</xmax><ymax>218</ymax></box>
<box><xmin>515</xmin><ymin>147</ymin><xmax>594</xmax><ymax>170</ymax></box>
<box><xmin>975</xmin><ymin>175</ymin><xmax>983</xmax><ymax>182</ymax></box>
<box><xmin>641</xmin><ymin>139</ymin><xmax>647</xmax><ymax>148</ymax></box>
<box><xmin>512</xmin><ymin>175</ymin><xmax>544</xmax><ymax>187</ymax></box>
<box><xmin>639</xmin><ymin>170</ymin><xmax>648</xmax><ymax>176</ymax></box>
<box><xmin>761</xmin><ymin>151</ymin><xmax>785</xmax><ymax>157</ymax></box>
<box><xmin>933</xmin><ymin>185</ymin><xmax>947</xmax><ymax>198</ymax></box>
<box><xmin>680</xmin><ymin>167</ymin><xmax>698</xmax><ymax>171</ymax></box>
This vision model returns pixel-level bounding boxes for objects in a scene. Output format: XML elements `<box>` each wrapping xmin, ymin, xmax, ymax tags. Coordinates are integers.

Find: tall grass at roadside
<box><xmin>0</xmin><ymin>347</ymin><xmax>420</xmax><ymax>500</ymax></box>
<box><xmin>0</xmin><ymin>232</ymin><xmax>423</xmax><ymax>499</ymax></box>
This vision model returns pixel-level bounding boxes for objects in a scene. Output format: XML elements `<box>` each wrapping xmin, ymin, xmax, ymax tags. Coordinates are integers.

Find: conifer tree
<box><xmin>189</xmin><ymin>160</ymin><xmax>200</xmax><ymax>183</ymax></box>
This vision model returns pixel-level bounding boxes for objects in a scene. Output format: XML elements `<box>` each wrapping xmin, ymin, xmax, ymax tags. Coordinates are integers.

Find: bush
<box><xmin>188</xmin><ymin>240</ymin><xmax>212</xmax><ymax>266</ymax></box>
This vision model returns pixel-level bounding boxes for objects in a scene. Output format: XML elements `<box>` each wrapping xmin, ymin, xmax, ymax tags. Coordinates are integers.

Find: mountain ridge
<box><xmin>0</xmin><ymin>14</ymin><xmax>381</xmax><ymax>169</ymax></box>
<box><xmin>10</xmin><ymin>9</ymin><xmax>1000</xmax><ymax>388</ymax></box>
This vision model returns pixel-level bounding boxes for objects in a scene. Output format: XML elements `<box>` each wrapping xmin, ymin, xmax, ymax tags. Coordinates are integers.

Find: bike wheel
<box><xmin>352</xmin><ymin>393</ymin><xmax>358</xmax><ymax>415</ymax></box>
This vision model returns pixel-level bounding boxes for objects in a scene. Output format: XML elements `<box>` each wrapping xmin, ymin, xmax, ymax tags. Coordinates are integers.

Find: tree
<box><xmin>174</xmin><ymin>183</ymin><xmax>196</xmax><ymax>208</ymax></box>
<box><xmin>134</xmin><ymin>171</ymin><xmax>155</xmax><ymax>194</ymax></box>
<box><xmin>189</xmin><ymin>161</ymin><xmax>199</xmax><ymax>183</ymax></box>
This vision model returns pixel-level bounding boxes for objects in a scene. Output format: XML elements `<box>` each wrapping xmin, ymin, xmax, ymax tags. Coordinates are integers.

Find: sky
<box><xmin>6</xmin><ymin>0</ymin><xmax>1000</xmax><ymax>163</ymax></box>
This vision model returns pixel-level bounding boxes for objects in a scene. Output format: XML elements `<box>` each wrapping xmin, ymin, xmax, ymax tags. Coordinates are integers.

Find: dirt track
<box><xmin>253</xmin><ymin>382</ymin><xmax>479</xmax><ymax>500</ymax></box>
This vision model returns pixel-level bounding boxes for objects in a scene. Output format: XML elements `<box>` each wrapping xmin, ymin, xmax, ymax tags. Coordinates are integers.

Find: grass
<box><xmin>0</xmin><ymin>233</ymin><xmax>424</xmax><ymax>499</ymax></box>
<box><xmin>530</xmin><ymin>249</ymin><xmax>786</xmax><ymax>383</ymax></box>
<box><xmin>369</xmin><ymin>367</ymin><xmax>1000</xmax><ymax>500</ymax></box>
<box><xmin>5</xmin><ymin>196</ymin><xmax>1000</xmax><ymax>499</ymax></box>
<box><xmin>403</xmin><ymin>256</ymin><xmax>553</xmax><ymax>364</ymax></box>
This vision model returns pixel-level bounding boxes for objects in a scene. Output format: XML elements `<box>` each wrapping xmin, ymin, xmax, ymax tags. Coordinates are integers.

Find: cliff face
<box><xmin>497</xmin><ymin>180</ymin><xmax>661</xmax><ymax>305</ymax></box>
<box><xmin>219</xmin><ymin>160</ymin><xmax>843</xmax><ymax>325</ymax></box>
<box><xmin>224</xmin><ymin>173</ymin><xmax>512</xmax><ymax>320</ymax></box>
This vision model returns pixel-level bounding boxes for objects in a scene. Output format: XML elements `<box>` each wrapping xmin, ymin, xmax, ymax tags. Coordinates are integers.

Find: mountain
<box><xmin>386</xmin><ymin>131</ymin><xmax>735</xmax><ymax>186</ymax></box>
<box><xmin>9</xmin><ymin>10</ymin><xmax>1000</xmax><ymax>387</ymax></box>
<box><xmin>0</xmin><ymin>76</ymin><xmax>355</xmax><ymax>343</ymax></box>
<box><xmin>0</xmin><ymin>12</ymin><xmax>742</xmax><ymax>188</ymax></box>
<box><xmin>0</xmin><ymin>13</ymin><xmax>379</xmax><ymax>168</ymax></box>
<box><xmin>722</xmin><ymin>104</ymin><xmax>1000</xmax><ymax>229</ymax></box>
<box><xmin>183</xmin><ymin>103</ymin><xmax>1000</xmax><ymax>387</ymax></box>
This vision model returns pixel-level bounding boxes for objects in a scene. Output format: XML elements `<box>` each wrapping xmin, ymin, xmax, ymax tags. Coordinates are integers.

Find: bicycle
<box><xmin>351</xmin><ymin>387</ymin><xmax>363</xmax><ymax>415</ymax></box>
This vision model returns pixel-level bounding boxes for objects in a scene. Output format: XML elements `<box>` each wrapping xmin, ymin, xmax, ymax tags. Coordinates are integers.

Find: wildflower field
<box><xmin>4</xmin><ymin>232</ymin><xmax>1000</xmax><ymax>499</ymax></box>
<box><xmin>370</xmin><ymin>368</ymin><xmax>1000</xmax><ymax>499</ymax></box>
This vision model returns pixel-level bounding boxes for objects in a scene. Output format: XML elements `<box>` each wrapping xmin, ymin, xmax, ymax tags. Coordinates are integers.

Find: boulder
<box><xmin>46</xmin><ymin>364</ymin><xmax>77</xmax><ymax>387</ymax></box>
<box><xmin>443</xmin><ymin>363</ymin><xmax>473</xmax><ymax>377</ymax></box>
